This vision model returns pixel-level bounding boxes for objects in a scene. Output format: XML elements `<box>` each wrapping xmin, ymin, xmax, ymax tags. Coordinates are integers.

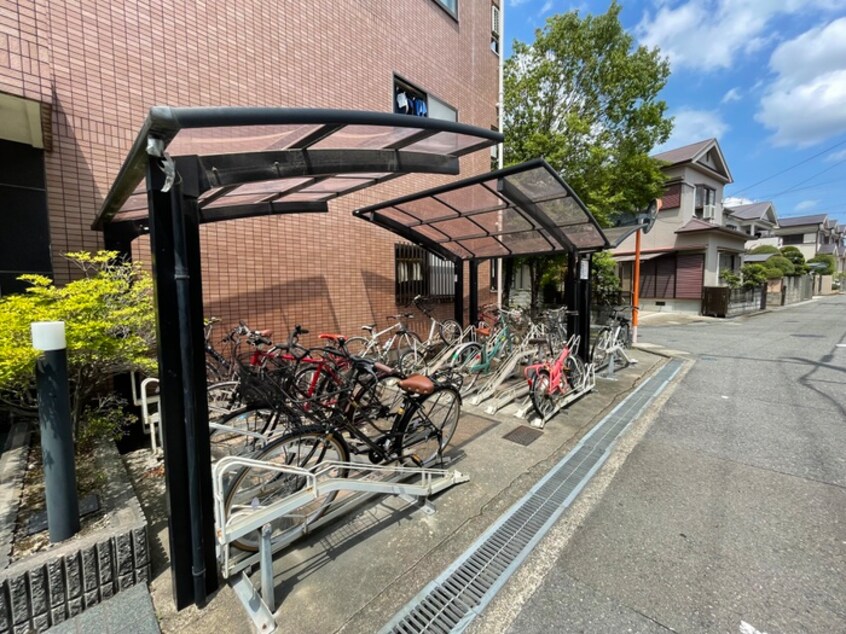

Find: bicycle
<box><xmin>344</xmin><ymin>313</ymin><xmax>421</xmax><ymax>363</ymax></box>
<box><xmin>222</xmin><ymin>366</ymin><xmax>462</xmax><ymax>551</ymax></box>
<box><xmin>591</xmin><ymin>305</ymin><xmax>633</xmax><ymax>368</ymax></box>
<box><xmin>397</xmin><ymin>295</ymin><xmax>462</xmax><ymax>374</ymax></box>
<box><xmin>524</xmin><ymin>334</ymin><xmax>585</xmax><ymax>420</ymax></box>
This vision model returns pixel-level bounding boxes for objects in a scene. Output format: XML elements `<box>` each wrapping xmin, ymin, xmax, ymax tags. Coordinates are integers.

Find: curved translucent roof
<box><xmin>93</xmin><ymin>107</ymin><xmax>503</xmax><ymax>232</ymax></box>
<box><xmin>354</xmin><ymin>159</ymin><xmax>609</xmax><ymax>261</ymax></box>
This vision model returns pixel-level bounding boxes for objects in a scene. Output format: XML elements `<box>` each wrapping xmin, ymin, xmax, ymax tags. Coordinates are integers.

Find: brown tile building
<box><xmin>0</xmin><ymin>0</ymin><xmax>500</xmax><ymax>342</ymax></box>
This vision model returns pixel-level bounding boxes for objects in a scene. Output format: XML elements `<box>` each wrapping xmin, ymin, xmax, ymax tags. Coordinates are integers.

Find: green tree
<box><xmin>767</xmin><ymin>255</ymin><xmax>795</xmax><ymax>276</ymax></box>
<box><xmin>0</xmin><ymin>251</ymin><xmax>156</xmax><ymax>438</ymax></box>
<box><xmin>808</xmin><ymin>254</ymin><xmax>836</xmax><ymax>275</ymax></box>
<box><xmin>503</xmin><ymin>1</ymin><xmax>672</xmax><ymax>313</ymax></box>
<box><xmin>764</xmin><ymin>267</ymin><xmax>784</xmax><ymax>280</ymax></box>
<box><xmin>741</xmin><ymin>263</ymin><xmax>768</xmax><ymax>289</ymax></box>
<box><xmin>591</xmin><ymin>251</ymin><xmax>622</xmax><ymax>305</ymax></box>
<box><xmin>779</xmin><ymin>246</ymin><xmax>808</xmax><ymax>275</ymax></box>
<box><xmin>720</xmin><ymin>268</ymin><xmax>741</xmax><ymax>289</ymax></box>
<box><xmin>749</xmin><ymin>245</ymin><xmax>780</xmax><ymax>255</ymax></box>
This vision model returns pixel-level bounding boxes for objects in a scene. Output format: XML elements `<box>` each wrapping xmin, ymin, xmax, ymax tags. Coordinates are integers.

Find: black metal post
<box><xmin>468</xmin><ymin>260</ymin><xmax>479</xmax><ymax>326</ymax></box>
<box><xmin>147</xmin><ymin>154</ymin><xmax>217</xmax><ymax>610</ymax></box>
<box><xmin>454</xmin><ymin>260</ymin><xmax>465</xmax><ymax>325</ymax></box>
<box><xmin>32</xmin><ymin>322</ymin><xmax>80</xmax><ymax>543</ymax></box>
<box><xmin>579</xmin><ymin>254</ymin><xmax>592</xmax><ymax>362</ymax></box>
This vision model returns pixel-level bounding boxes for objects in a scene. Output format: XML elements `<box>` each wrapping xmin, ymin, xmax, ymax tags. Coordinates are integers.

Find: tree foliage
<box><xmin>767</xmin><ymin>255</ymin><xmax>795</xmax><ymax>276</ymax></box>
<box><xmin>720</xmin><ymin>268</ymin><xmax>741</xmax><ymax>289</ymax></box>
<box><xmin>741</xmin><ymin>263</ymin><xmax>768</xmax><ymax>289</ymax></box>
<box><xmin>504</xmin><ymin>1</ymin><xmax>673</xmax><ymax>226</ymax></box>
<box><xmin>0</xmin><ymin>251</ymin><xmax>156</xmax><ymax>437</ymax></box>
<box><xmin>591</xmin><ymin>251</ymin><xmax>622</xmax><ymax>304</ymax></box>
<box><xmin>779</xmin><ymin>246</ymin><xmax>808</xmax><ymax>275</ymax></box>
<box><xmin>808</xmin><ymin>254</ymin><xmax>836</xmax><ymax>275</ymax></box>
<box><xmin>749</xmin><ymin>245</ymin><xmax>780</xmax><ymax>255</ymax></box>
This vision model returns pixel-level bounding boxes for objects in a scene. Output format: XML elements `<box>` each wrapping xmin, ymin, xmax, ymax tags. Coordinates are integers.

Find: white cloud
<box><xmin>655</xmin><ymin>108</ymin><xmax>729</xmax><ymax>152</ymax></box>
<box><xmin>539</xmin><ymin>0</ymin><xmax>553</xmax><ymax>15</ymax></box>
<box><xmin>826</xmin><ymin>148</ymin><xmax>846</xmax><ymax>162</ymax></box>
<box><xmin>756</xmin><ymin>18</ymin><xmax>846</xmax><ymax>146</ymax></box>
<box><xmin>636</xmin><ymin>0</ymin><xmax>841</xmax><ymax>72</ymax></box>
<box><xmin>724</xmin><ymin>196</ymin><xmax>755</xmax><ymax>207</ymax></box>
<box><xmin>795</xmin><ymin>200</ymin><xmax>818</xmax><ymax>211</ymax></box>
<box><xmin>721</xmin><ymin>87</ymin><xmax>742</xmax><ymax>104</ymax></box>
<box><xmin>510</xmin><ymin>0</ymin><xmax>532</xmax><ymax>6</ymax></box>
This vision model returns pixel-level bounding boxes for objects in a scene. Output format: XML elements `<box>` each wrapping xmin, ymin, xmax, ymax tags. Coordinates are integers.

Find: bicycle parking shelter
<box><xmin>91</xmin><ymin>106</ymin><xmax>611</xmax><ymax>614</ymax></box>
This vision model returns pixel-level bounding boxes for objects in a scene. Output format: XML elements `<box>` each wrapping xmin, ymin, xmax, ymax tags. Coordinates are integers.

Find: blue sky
<box><xmin>504</xmin><ymin>0</ymin><xmax>846</xmax><ymax>225</ymax></box>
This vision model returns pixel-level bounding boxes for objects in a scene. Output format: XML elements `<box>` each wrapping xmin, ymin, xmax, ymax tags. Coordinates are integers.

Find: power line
<box><xmin>731</xmin><ymin>137</ymin><xmax>846</xmax><ymax>196</ymax></box>
<box><xmin>765</xmin><ymin>158</ymin><xmax>846</xmax><ymax>198</ymax></box>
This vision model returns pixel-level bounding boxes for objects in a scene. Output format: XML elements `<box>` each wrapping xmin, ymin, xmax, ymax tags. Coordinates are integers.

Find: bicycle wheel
<box><xmin>398</xmin><ymin>348</ymin><xmax>424</xmax><ymax>375</ymax></box>
<box><xmin>344</xmin><ymin>336</ymin><xmax>372</xmax><ymax>358</ymax></box>
<box><xmin>224</xmin><ymin>427</ymin><xmax>350</xmax><ymax>551</ymax></box>
<box><xmin>398</xmin><ymin>386</ymin><xmax>461</xmax><ymax>466</ymax></box>
<box><xmin>591</xmin><ymin>327</ymin><xmax>611</xmax><ymax>367</ymax></box>
<box><xmin>530</xmin><ymin>370</ymin><xmax>557</xmax><ymax>420</ymax></box>
<box><xmin>565</xmin><ymin>354</ymin><xmax>586</xmax><ymax>392</ymax></box>
<box><xmin>439</xmin><ymin>319</ymin><xmax>462</xmax><ymax>345</ymax></box>
<box><xmin>450</xmin><ymin>342</ymin><xmax>482</xmax><ymax>370</ymax></box>
<box><xmin>621</xmin><ymin>323</ymin><xmax>633</xmax><ymax>349</ymax></box>
<box><xmin>209</xmin><ymin>405</ymin><xmax>275</xmax><ymax>460</ymax></box>
<box><xmin>207</xmin><ymin>381</ymin><xmax>242</xmax><ymax>419</ymax></box>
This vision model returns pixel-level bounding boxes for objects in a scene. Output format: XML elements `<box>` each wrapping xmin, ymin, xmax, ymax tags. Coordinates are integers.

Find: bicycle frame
<box><xmin>525</xmin><ymin>334</ymin><xmax>581</xmax><ymax>396</ymax></box>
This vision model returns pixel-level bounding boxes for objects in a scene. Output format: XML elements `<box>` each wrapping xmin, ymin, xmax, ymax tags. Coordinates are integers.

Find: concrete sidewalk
<box><xmin>125</xmin><ymin>349</ymin><xmax>668</xmax><ymax>633</ymax></box>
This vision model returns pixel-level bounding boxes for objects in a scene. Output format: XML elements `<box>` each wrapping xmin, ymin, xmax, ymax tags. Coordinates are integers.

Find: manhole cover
<box><xmin>502</xmin><ymin>425</ymin><xmax>544</xmax><ymax>446</ymax></box>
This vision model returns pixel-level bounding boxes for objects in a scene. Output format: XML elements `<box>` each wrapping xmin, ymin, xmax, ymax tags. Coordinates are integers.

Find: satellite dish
<box><xmin>640</xmin><ymin>198</ymin><xmax>661</xmax><ymax>235</ymax></box>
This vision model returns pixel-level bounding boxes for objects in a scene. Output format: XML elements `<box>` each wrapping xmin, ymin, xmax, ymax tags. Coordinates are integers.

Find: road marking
<box><xmin>836</xmin><ymin>344</ymin><xmax>846</xmax><ymax>348</ymax></box>
<box><xmin>740</xmin><ymin>621</ymin><xmax>769</xmax><ymax>634</ymax></box>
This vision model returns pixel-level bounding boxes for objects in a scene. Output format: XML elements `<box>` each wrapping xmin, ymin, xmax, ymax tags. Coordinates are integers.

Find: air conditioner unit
<box><xmin>492</xmin><ymin>5</ymin><xmax>501</xmax><ymax>36</ymax></box>
<box><xmin>702</xmin><ymin>204</ymin><xmax>716</xmax><ymax>220</ymax></box>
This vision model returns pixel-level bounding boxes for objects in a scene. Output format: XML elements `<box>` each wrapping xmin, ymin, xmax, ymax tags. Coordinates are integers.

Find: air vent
<box><xmin>491</xmin><ymin>5</ymin><xmax>501</xmax><ymax>36</ymax></box>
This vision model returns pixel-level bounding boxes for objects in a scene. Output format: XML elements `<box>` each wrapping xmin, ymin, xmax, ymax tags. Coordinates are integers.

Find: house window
<box><xmin>491</xmin><ymin>3</ymin><xmax>501</xmax><ymax>55</ymax></box>
<box><xmin>694</xmin><ymin>185</ymin><xmax>716</xmax><ymax>219</ymax></box>
<box><xmin>394</xmin><ymin>77</ymin><xmax>457</xmax><ymax>122</ymax></box>
<box><xmin>432</xmin><ymin>0</ymin><xmax>458</xmax><ymax>19</ymax></box>
<box><xmin>782</xmin><ymin>234</ymin><xmax>804</xmax><ymax>245</ymax></box>
<box><xmin>395</xmin><ymin>243</ymin><xmax>453</xmax><ymax>304</ymax></box>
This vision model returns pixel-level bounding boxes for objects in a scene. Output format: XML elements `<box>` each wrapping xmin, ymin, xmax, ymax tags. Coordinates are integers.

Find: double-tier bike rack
<box><xmin>518</xmin><ymin>363</ymin><xmax>597</xmax><ymax>427</ymax></box>
<box><xmin>595</xmin><ymin>339</ymin><xmax>637</xmax><ymax>380</ymax></box>
<box><xmin>212</xmin><ymin>455</ymin><xmax>469</xmax><ymax>632</ymax></box>
<box><xmin>468</xmin><ymin>344</ymin><xmax>541</xmax><ymax>412</ymax></box>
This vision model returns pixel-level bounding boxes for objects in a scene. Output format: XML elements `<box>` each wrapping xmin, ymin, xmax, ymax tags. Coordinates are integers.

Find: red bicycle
<box><xmin>524</xmin><ymin>334</ymin><xmax>585</xmax><ymax>420</ymax></box>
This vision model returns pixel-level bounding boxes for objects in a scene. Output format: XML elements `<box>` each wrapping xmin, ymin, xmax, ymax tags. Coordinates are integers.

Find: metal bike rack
<box><xmin>469</xmin><ymin>345</ymin><xmax>539</xmax><ymax>407</ymax></box>
<box><xmin>598</xmin><ymin>343</ymin><xmax>637</xmax><ymax>380</ymax></box>
<box><xmin>525</xmin><ymin>363</ymin><xmax>596</xmax><ymax>428</ymax></box>
<box><xmin>212</xmin><ymin>456</ymin><xmax>469</xmax><ymax>632</ymax></box>
<box><xmin>484</xmin><ymin>379</ymin><xmax>531</xmax><ymax>415</ymax></box>
<box><xmin>130</xmin><ymin>373</ymin><xmax>162</xmax><ymax>457</ymax></box>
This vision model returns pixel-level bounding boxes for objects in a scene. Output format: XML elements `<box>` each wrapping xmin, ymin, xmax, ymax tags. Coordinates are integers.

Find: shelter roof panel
<box><xmin>93</xmin><ymin>107</ymin><xmax>502</xmax><ymax>232</ymax></box>
<box><xmin>354</xmin><ymin>159</ymin><xmax>609</xmax><ymax>260</ymax></box>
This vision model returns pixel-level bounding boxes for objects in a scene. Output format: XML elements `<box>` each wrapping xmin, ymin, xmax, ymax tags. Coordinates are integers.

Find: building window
<box><xmin>394</xmin><ymin>77</ymin><xmax>457</xmax><ymax>122</ymax></box>
<box><xmin>490</xmin><ymin>259</ymin><xmax>498</xmax><ymax>291</ymax></box>
<box><xmin>781</xmin><ymin>233</ymin><xmax>804</xmax><ymax>245</ymax></box>
<box><xmin>433</xmin><ymin>0</ymin><xmax>457</xmax><ymax>18</ymax></box>
<box><xmin>395</xmin><ymin>243</ymin><xmax>453</xmax><ymax>304</ymax></box>
<box><xmin>694</xmin><ymin>185</ymin><xmax>716</xmax><ymax>219</ymax></box>
<box><xmin>491</xmin><ymin>4</ymin><xmax>501</xmax><ymax>55</ymax></box>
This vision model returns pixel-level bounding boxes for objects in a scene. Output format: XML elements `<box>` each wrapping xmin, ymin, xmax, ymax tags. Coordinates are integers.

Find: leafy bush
<box><xmin>779</xmin><ymin>246</ymin><xmax>809</xmax><ymax>275</ymax></box>
<box><xmin>741</xmin><ymin>263</ymin><xmax>768</xmax><ymax>289</ymax></box>
<box><xmin>767</xmin><ymin>255</ymin><xmax>795</xmax><ymax>276</ymax></box>
<box><xmin>808</xmin><ymin>254</ymin><xmax>836</xmax><ymax>275</ymax></box>
<box><xmin>0</xmin><ymin>251</ymin><xmax>156</xmax><ymax>440</ymax></box>
<box><xmin>749</xmin><ymin>245</ymin><xmax>780</xmax><ymax>255</ymax></box>
<box><xmin>591</xmin><ymin>251</ymin><xmax>622</xmax><ymax>305</ymax></box>
<box><xmin>764</xmin><ymin>267</ymin><xmax>784</xmax><ymax>280</ymax></box>
<box><xmin>720</xmin><ymin>268</ymin><xmax>741</xmax><ymax>289</ymax></box>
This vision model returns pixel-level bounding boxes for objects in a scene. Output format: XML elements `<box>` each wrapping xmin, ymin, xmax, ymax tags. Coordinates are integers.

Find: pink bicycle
<box><xmin>524</xmin><ymin>334</ymin><xmax>585</xmax><ymax>420</ymax></box>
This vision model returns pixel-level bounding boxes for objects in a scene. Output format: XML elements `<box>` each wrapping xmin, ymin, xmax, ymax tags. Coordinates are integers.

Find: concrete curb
<box><xmin>0</xmin><ymin>424</ymin><xmax>30</xmax><ymax>571</ymax></box>
<box><xmin>0</xmin><ymin>441</ymin><xmax>151</xmax><ymax>634</ymax></box>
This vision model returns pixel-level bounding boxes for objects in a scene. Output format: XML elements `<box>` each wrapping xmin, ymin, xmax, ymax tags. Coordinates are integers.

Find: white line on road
<box><xmin>740</xmin><ymin>621</ymin><xmax>769</xmax><ymax>634</ymax></box>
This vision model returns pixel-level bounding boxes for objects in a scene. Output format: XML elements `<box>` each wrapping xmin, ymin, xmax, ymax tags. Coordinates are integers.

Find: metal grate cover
<box><xmin>502</xmin><ymin>426</ymin><xmax>544</xmax><ymax>446</ymax></box>
<box><xmin>381</xmin><ymin>360</ymin><xmax>683</xmax><ymax>634</ymax></box>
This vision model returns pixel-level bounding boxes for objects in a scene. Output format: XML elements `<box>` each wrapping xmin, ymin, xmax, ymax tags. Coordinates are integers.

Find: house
<box><xmin>724</xmin><ymin>202</ymin><xmax>780</xmax><ymax>251</ymax></box>
<box><xmin>0</xmin><ymin>0</ymin><xmax>502</xmax><ymax>339</ymax></box>
<box><xmin>772</xmin><ymin>214</ymin><xmax>846</xmax><ymax>273</ymax></box>
<box><xmin>611</xmin><ymin>138</ymin><xmax>749</xmax><ymax>313</ymax></box>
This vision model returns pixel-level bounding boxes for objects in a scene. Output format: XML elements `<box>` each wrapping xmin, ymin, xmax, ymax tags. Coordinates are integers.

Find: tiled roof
<box><xmin>725</xmin><ymin>201</ymin><xmax>773</xmax><ymax>221</ymax></box>
<box><xmin>743</xmin><ymin>253</ymin><xmax>774</xmax><ymax>263</ymax></box>
<box><xmin>777</xmin><ymin>213</ymin><xmax>828</xmax><ymax>227</ymax></box>
<box><xmin>818</xmin><ymin>243</ymin><xmax>836</xmax><ymax>254</ymax></box>
<box><xmin>675</xmin><ymin>217</ymin><xmax>749</xmax><ymax>240</ymax></box>
<box><xmin>652</xmin><ymin>139</ymin><xmax>714</xmax><ymax>165</ymax></box>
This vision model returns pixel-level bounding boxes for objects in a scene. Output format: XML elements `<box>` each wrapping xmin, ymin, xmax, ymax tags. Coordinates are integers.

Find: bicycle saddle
<box><xmin>361</xmin><ymin>324</ymin><xmax>375</xmax><ymax>332</ymax></box>
<box><xmin>398</xmin><ymin>374</ymin><xmax>435</xmax><ymax>396</ymax></box>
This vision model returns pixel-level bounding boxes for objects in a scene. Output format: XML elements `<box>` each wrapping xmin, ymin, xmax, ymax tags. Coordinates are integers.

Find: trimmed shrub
<box><xmin>749</xmin><ymin>245</ymin><xmax>780</xmax><ymax>255</ymax></box>
<box><xmin>808</xmin><ymin>254</ymin><xmax>836</xmax><ymax>275</ymax></box>
<box><xmin>741</xmin><ymin>263</ymin><xmax>768</xmax><ymax>289</ymax></box>
<box><xmin>767</xmin><ymin>255</ymin><xmax>795</xmax><ymax>276</ymax></box>
<box><xmin>779</xmin><ymin>246</ymin><xmax>809</xmax><ymax>275</ymax></box>
<box><xmin>764</xmin><ymin>267</ymin><xmax>784</xmax><ymax>280</ymax></box>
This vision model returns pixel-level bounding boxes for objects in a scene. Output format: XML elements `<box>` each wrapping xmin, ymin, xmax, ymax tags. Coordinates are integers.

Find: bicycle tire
<box><xmin>529</xmin><ymin>370</ymin><xmax>556</xmax><ymax>420</ymax></box>
<box><xmin>439</xmin><ymin>319</ymin><xmax>462</xmax><ymax>346</ymax></box>
<box><xmin>207</xmin><ymin>380</ymin><xmax>242</xmax><ymax>419</ymax></box>
<box><xmin>565</xmin><ymin>354</ymin><xmax>586</xmax><ymax>391</ymax></box>
<box><xmin>209</xmin><ymin>405</ymin><xmax>276</xmax><ymax>460</ymax></box>
<box><xmin>591</xmin><ymin>327</ymin><xmax>611</xmax><ymax>367</ymax></box>
<box><xmin>450</xmin><ymin>342</ymin><xmax>483</xmax><ymax>370</ymax></box>
<box><xmin>223</xmin><ymin>426</ymin><xmax>350</xmax><ymax>551</ymax></box>
<box><xmin>398</xmin><ymin>348</ymin><xmax>424</xmax><ymax>375</ymax></box>
<box><xmin>621</xmin><ymin>323</ymin><xmax>633</xmax><ymax>349</ymax></box>
<box><xmin>344</xmin><ymin>336</ymin><xmax>372</xmax><ymax>358</ymax></box>
<box><xmin>398</xmin><ymin>386</ymin><xmax>461</xmax><ymax>466</ymax></box>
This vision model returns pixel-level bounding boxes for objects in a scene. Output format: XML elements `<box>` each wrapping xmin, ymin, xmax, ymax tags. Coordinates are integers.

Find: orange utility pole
<box><xmin>632</xmin><ymin>228</ymin><xmax>641</xmax><ymax>344</ymax></box>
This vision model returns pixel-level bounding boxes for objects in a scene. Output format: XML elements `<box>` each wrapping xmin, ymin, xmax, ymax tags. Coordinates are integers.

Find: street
<box><xmin>475</xmin><ymin>295</ymin><xmax>846</xmax><ymax>633</ymax></box>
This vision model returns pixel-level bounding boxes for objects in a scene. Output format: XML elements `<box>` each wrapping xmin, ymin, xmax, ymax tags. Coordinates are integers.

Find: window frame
<box><xmin>431</xmin><ymin>0</ymin><xmax>458</xmax><ymax>20</ymax></box>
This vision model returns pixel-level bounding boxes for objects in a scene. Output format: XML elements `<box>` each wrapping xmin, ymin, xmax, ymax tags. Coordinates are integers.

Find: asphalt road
<box><xmin>498</xmin><ymin>296</ymin><xmax>846</xmax><ymax>633</ymax></box>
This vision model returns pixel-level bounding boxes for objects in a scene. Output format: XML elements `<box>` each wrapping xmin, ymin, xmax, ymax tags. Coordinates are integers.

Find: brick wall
<box><xmin>1</xmin><ymin>0</ymin><xmax>499</xmax><ymax>340</ymax></box>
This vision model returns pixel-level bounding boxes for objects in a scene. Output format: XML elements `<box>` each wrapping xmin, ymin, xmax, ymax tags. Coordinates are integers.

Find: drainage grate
<box><xmin>381</xmin><ymin>359</ymin><xmax>683</xmax><ymax>634</ymax></box>
<box><xmin>502</xmin><ymin>426</ymin><xmax>544</xmax><ymax>446</ymax></box>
